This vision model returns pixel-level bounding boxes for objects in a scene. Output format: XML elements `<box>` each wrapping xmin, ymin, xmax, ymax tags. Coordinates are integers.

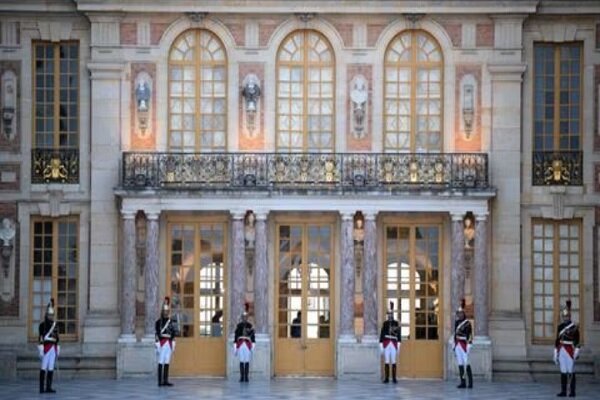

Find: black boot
<box><xmin>39</xmin><ymin>370</ymin><xmax>46</xmax><ymax>393</ymax></box>
<box><xmin>466</xmin><ymin>365</ymin><xmax>473</xmax><ymax>389</ymax></box>
<box><xmin>383</xmin><ymin>364</ymin><xmax>389</xmax><ymax>383</ymax></box>
<box><xmin>392</xmin><ymin>364</ymin><xmax>397</xmax><ymax>384</ymax></box>
<box><xmin>568</xmin><ymin>373</ymin><xmax>576</xmax><ymax>397</ymax></box>
<box><xmin>457</xmin><ymin>366</ymin><xmax>466</xmax><ymax>388</ymax></box>
<box><xmin>163</xmin><ymin>364</ymin><xmax>173</xmax><ymax>386</ymax></box>
<box><xmin>239</xmin><ymin>363</ymin><xmax>245</xmax><ymax>382</ymax></box>
<box><xmin>557</xmin><ymin>373</ymin><xmax>567</xmax><ymax>397</ymax></box>
<box><xmin>45</xmin><ymin>371</ymin><xmax>56</xmax><ymax>393</ymax></box>
<box><xmin>158</xmin><ymin>364</ymin><xmax>163</xmax><ymax>386</ymax></box>
<box><xmin>244</xmin><ymin>363</ymin><xmax>250</xmax><ymax>382</ymax></box>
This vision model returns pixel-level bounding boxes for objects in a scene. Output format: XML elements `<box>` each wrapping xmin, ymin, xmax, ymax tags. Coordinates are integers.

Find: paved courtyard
<box><xmin>1</xmin><ymin>377</ymin><xmax>599</xmax><ymax>400</ymax></box>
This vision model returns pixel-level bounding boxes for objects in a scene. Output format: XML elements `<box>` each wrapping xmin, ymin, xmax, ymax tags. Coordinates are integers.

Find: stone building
<box><xmin>0</xmin><ymin>0</ymin><xmax>599</xmax><ymax>381</ymax></box>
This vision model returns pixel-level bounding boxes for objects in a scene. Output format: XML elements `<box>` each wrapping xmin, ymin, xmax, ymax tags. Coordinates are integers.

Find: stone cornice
<box><xmin>72</xmin><ymin>0</ymin><xmax>540</xmax><ymax>15</ymax></box>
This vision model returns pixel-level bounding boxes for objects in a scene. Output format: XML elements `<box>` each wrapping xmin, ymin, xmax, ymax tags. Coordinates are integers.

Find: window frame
<box><xmin>31</xmin><ymin>40</ymin><xmax>80</xmax><ymax>149</ymax></box>
<box><xmin>531</xmin><ymin>218</ymin><xmax>583</xmax><ymax>344</ymax></box>
<box><xmin>275</xmin><ymin>29</ymin><xmax>336</xmax><ymax>152</ymax></box>
<box><xmin>532</xmin><ymin>42</ymin><xmax>583</xmax><ymax>152</ymax></box>
<box><xmin>167</xmin><ymin>29</ymin><xmax>228</xmax><ymax>152</ymax></box>
<box><xmin>28</xmin><ymin>216</ymin><xmax>80</xmax><ymax>342</ymax></box>
<box><xmin>383</xmin><ymin>30</ymin><xmax>444</xmax><ymax>153</ymax></box>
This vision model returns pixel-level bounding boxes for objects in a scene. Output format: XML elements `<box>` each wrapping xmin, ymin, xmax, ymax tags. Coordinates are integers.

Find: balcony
<box><xmin>532</xmin><ymin>151</ymin><xmax>582</xmax><ymax>186</ymax></box>
<box><xmin>121</xmin><ymin>152</ymin><xmax>489</xmax><ymax>193</ymax></box>
<box><xmin>31</xmin><ymin>148</ymin><xmax>79</xmax><ymax>184</ymax></box>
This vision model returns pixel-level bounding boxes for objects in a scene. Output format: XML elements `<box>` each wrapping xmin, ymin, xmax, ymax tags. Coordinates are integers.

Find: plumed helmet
<box><xmin>561</xmin><ymin>299</ymin><xmax>572</xmax><ymax>319</ymax></box>
<box><xmin>387</xmin><ymin>301</ymin><xmax>395</xmax><ymax>316</ymax></box>
<box><xmin>456</xmin><ymin>298</ymin><xmax>466</xmax><ymax>316</ymax></box>
<box><xmin>241</xmin><ymin>302</ymin><xmax>249</xmax><ymax>319</ymax></box>
<box><xmin>45</xmin><ymin>298</ymin><xmax>55</xmax><ymax>317</ymax></box>
<box><xmin>162</xmin><ymin>296</ymin><xmax>170</xmax><ymax>313</ymax></box>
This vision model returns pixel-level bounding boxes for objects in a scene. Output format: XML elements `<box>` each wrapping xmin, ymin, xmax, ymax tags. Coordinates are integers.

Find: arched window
<box><xmin>168</xmin><ymin>29</ymin><xmax>227</xmax><ymax>151</ymax></box>
<box><xmin>276</xmin><ymin>30</ymin><xmax>335</xmax><ymax>152</ymax></box>
<box><xmin>384</xmin><ymin>31</ymin><xmax>443</xmax><ymax>152</ymax></box>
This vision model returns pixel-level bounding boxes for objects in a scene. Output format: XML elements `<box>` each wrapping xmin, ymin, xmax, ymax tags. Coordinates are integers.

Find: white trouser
<box><xmin>235</xmin><ymin>341</ymin><xmax>253</xmax><ymax>363</ymax></box>
<box><xmin>383</xmin><ymin>342</ymin><xmax>398</xmax><ymax>365</ymax></box>
<box><xmin>454</xmin><ymin>343</ymin><xmax>469</xmax><ymax>366</ymax></box>
<box><xmin>558</xmin><ymin>347</ymin><xmax>574</xmax><ymax>374</ymax></box>
<box><xmin>158</xmin><ymin>341</ymin><xmax>173</xmax><ymax>364</ymax></box>
<box><xmin>41</xmin><ymin>346</ymin><xmax>57</xmax><ymax>371</ymax></box>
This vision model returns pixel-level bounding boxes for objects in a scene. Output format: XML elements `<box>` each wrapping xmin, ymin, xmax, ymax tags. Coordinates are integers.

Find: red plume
<box><xmin>164</xmin><ymin>296</ymin><xmax>170</xmax><ymax>305</ymax></box>
<box><xmin>244</xmin><ymin>302</ymin><xmax>250</xmax><ymax>312</ymax></box>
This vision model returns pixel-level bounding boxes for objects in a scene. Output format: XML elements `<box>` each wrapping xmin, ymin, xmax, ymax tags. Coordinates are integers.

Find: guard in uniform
<box><xmin>454</xmin><ymin>299</ymin><xmax>473</xmax><ymax>389</ymax></box>
<box><xmin>234</xmin><ymin>303</ymin><xmax>255</xmax><ymax>382</ymax></box>
<box><xmin>554</xmin><ymin>300</ymin><xmax>581</xmax><ymax>397</ymax></box>
<box><xmin>379</xmin><ymin>301</ymin><xmax>401</xmax><ymax>383</ymax></box>
<box><xmin>38</xmin><ymin>298</ymin><xmax>59</xmax><ymax>394</ymax></box>
<box><xmin>155</xmin><ymin>296</ymin><xmax>176</xmax><ymax>387</ymax></box>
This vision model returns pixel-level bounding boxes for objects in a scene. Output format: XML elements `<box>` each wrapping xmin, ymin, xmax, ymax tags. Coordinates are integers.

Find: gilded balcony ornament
<box><xmin>550</xmin><ymin>159</ymin><xmax>564</xmax><ymax>183</ymax></box>
<box><xmin>532</xmin><ymin>151</ymin><xmax>581</xmax><ymax>186</ymax></box>
<box><xmin>32</xmin><ymin>149</ymin><xmax>79</xmax><ymax>184</ymax></box>
<box><xmin>324</xmin><ymin>160</ymin><xmax>335</xmax><ymax>182</ymax></box>
<box><xmin>409</xmin><ymin>160</ymin><xmax>419</xmax><ymax>183</ymax></box>
<box><xmin>434</xmin><ymin>161</ymin><xmax>444</xmax><ymax>183</ymax></box>
<box><xmin>383</xmin><ymin>159</ymin><xmax>394</xmax><ymax>183</ymax></box>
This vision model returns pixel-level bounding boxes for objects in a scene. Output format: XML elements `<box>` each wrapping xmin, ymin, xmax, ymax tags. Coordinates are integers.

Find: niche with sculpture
<box><xmin>134</xmin><ymin>72</ymin><xmax>152</xmax><ymax>138</ymax></box>
<box><xmin>244</xmin><ymin>211</ymin><xmax>256</xmax><ymax>291</ymax></box>
<box><xmin>350</xmin><ymin>75</ymin><xmax>368</xmax><ymax>140</ymax></box>
<box><xmin>463</xmin><ymin>213</ymin><xmax>475</xmax><ymax>316</ymax></box>
<box><xmin>0</xmin><ymin>217</ymin><xmax>16</xmax><ymax>302</ymax></box>
<box><xmin>241</xmin><ymin>74</ymin><xmax>261</xmax><ymax>139</ymax></box>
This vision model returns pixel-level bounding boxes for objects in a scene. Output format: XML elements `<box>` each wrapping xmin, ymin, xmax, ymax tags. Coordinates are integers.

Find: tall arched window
<box><xmin>384</xmin><ymin>31</ymin><xmax>442</xmax><ymax>152</ymax></box>
<box><xmin>276</xmin><ymin>30</ymin><xmax>334</xmax><ymax>152</ymax></box>
<box><xmin>168</xmin><ymin>29</ymin><xmax>227</xmax><ymax>151</ymax></box>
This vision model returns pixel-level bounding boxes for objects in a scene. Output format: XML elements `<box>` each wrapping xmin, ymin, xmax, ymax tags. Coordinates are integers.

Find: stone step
<box><xmin>17</xmin><ymin>355</ymin><xmax>116</xmax><ymax>379</ymax></box>
<box><xmin>493</xmin><ymin>358</ymin><xmax>595</xmax><ymax>382</ymax></box>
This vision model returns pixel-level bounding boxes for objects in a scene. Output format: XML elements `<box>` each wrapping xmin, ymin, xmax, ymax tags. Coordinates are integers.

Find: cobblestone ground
<box><xmin>2</xmin><ymin>377</ymin><xmax>599</xmax><ymax>400</ymax></box>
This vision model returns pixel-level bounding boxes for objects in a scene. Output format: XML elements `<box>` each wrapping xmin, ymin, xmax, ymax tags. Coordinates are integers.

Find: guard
<box><xmin>234</xmin><ymin>303</ymin><xmax>255</xmax><ymax>382</ymax></box>
<box><xmin>155</xmin><ymin>296</ymin><xmax>176</xmax><ymax>387</ymax></box>
<box><xmin>554</xmin><ymin>300</ymin><xmax>581</xmax><ymax>397</ymax></box>
<box><xmin>379</xmin><ymin>301</ymin><xmax>401</xmax><ymax>383</ymax></box>
<box><xmin>38</xmin><ymin>298</ymin><xmax>59</xmax><ymax>394</ymax></box>
<box><xmin>454</xmin><ymin>299</ymin><xmax>473</xmax><ymax>389</ymax></box>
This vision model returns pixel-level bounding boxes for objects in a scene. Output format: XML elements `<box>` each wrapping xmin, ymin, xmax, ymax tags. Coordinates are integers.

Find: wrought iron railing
<box><xmin>532</xmin><ymin>151</ymin><xmax>582</xmax><ymax>186</ymax></box>
<box><xmin>31</xmin><ymin>148</ymin><xmax>79</xmax><ymax>184</ymax></box>
<box><xmin>122</xmin><ymin>152</ymin><xmax>489</xmax><ymax>191</ymax></box>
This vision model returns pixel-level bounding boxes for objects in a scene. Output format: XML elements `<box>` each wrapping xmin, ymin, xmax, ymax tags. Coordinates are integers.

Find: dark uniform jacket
<box><xmin>555</xmin><ymin>320</ymin><xmax>580</xmax><ymax>350</ymax></box>
<box><xmin>379</xmin><ymin>319</ymin><xmax>401</xmax><ymax>344</ymax></box>
<box><xmin>454</xmin><ymin>318</ymin><xmax>472</xmax><ymax>350</ymax></box>
<box><xmin>234</xmin><ymin>321</ymin><xmax>255</xmax><ymax>347</ymax></box>
<box><xmin>155</xmin><ymin>317</ymin><xmax>176</xmax><ymax>345</ymax></box>
<box><xmin>39</xmin><ymin>319</ymin><xmax>59</xmax><ymax>351</ymax></box>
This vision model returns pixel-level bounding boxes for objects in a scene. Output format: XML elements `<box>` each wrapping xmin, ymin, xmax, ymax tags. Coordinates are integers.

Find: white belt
<box><xmin>160</xmin><ymin>334</ymin><xmax>171</xmax><ymax>338</ymax></box>
<box><xmin>456</xmin><ymin>336</ymin><xmax>467</xmax><ymax>341</ymax></box>
<box><xmin>384</xmin><ymin>335</ymin><xmax>398</xmax><ymax>340</ymax></box>
<box><xmin>44</xmin><ymin>338</ymin><xmax>57</xmax><ymax>342</ymax></box>
<box><xmin>238</xmin><ymin>336</ymin><xmax>251</xmax><ymax>341</ymax></box>
<box><xmin>560</xmin><ymin>341</ymin><xmax>573</xmax><ymax>345</ymax></box>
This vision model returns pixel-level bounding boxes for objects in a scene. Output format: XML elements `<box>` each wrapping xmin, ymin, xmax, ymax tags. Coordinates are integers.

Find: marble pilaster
<box><xmin>144</xmin><ymin>212</ymin><xmax>160</xmax><ymax>337</ymax></box>
<box><xmin>340</xmin><ymin>212</ymin><xmax>355</xmax><ymax>338</ymax></box>
<box><xmin>362</xmin><ymin>212</ymin><xmax>378</xmax><ymax>337</ymax></box>
<box><xmin>474</xmin><ymin>214</ymin><xmax>489</xmax><ymax>337</ymax></box>
<box><xmin>121</xmin><ymin>211</ymin><xmax>137</xmax><ymax>338</ymax></box>
<box><xmin>230</xmin><ymin>212</ymin><xmax>246</xmax><ymax>334</ymax></box>
<box><xmin>451</xmin><ymin>213</ymin><xmax>465</xmax><ymax>317</ymax></box>
<box><xmin>253</xmin><ymin>212</ymin><xmax>268</xmax><ymax>334</ymax></box>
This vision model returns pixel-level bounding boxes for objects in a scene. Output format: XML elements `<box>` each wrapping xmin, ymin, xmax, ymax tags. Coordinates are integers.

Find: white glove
<box><xmin>56</xmin><ymin>345</ymin><xmax>60</xmax><ymax>357</ymax></box>
<box><xmin>379</xmin><ymin>343</ymin><xmax>384</xmax><ymax>355</ymax></box>
<box><xmin>574</xmin><ymin>348</ymin><xmax>580</xmax><ymax>360</ymax></box>
<box><xmin>251</xmin><ymin>343</ymin><xmax>255</xmax><ymax>354</ymax></box>
<box><xmin>37</xmin><ymin>345</ymin><xmax>44</xmax><ymax>360</ymax></box>
<box><xmin>155</xmin><ymin>342</ymin><xmax>160</xmax><ymax>357</ymax></box>
<box><xmin>553</xmin><ymin>348</ymin><xmax>558</xmax><ymax>365</ymax></box>
<box><xmin>233</xmin><ymin>343</ymin><xmax>238</xmax><ymax>357</ymax></box>
<box><xmin>171</xmin><ymin>341</ymin><xmax>176</xmax><ymax>353</ymax></box>
<box><xmin>467</xmin><ymin>343</ymin><xmax>472</xmax><ymax>354</ymax></box>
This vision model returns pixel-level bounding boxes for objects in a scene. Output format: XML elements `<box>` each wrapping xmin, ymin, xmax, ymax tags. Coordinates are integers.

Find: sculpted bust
<box><xmin>0</xmin><ymin>218</ymin><xmax>15</xmax><ymax>246</ymax></box>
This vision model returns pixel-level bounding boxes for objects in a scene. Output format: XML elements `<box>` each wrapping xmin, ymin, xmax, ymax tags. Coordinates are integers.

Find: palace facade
<box><xmin>0</xmin><ymin>0</ymin><xmax>599</xmax><ymax>381</ymax></box>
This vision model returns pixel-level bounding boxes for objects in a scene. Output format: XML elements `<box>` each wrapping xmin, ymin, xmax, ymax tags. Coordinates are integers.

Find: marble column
<box><xmin>253</xmin><ymin>212</ymin><xmax>268</xmax><ymax>334</ymax></box>
<box><xmin>340</xmin><ymin>212</ymin><xmax>355</xmax><ymax>338</ymax></box>
<box><xmin>451</xmin><ymin>213</ymin><xmax>465</xmax><ymax>317</ymax></box>
<box><xmin>144</xmin><ymin>212</ymin><xmax>160</xmax><ymax>337</ymax></box>
<box><xmin>474</xmin><ymin>214</ymin><xmax>489</xmax><ymax>337</ymax></box>
<box><xmin>230</xmin><ymin>212</ymin><xmax>246</xmax><ymax>334</ymax></box>
<box><xmin>121</xmin><ymin>211</ymin><xmax>137</xmax><ymax>338</ymax></box>
<box><xmin>363</xmin><ymin>212</ymin><xmax>378</xmax><ymax>337</ymax></box>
